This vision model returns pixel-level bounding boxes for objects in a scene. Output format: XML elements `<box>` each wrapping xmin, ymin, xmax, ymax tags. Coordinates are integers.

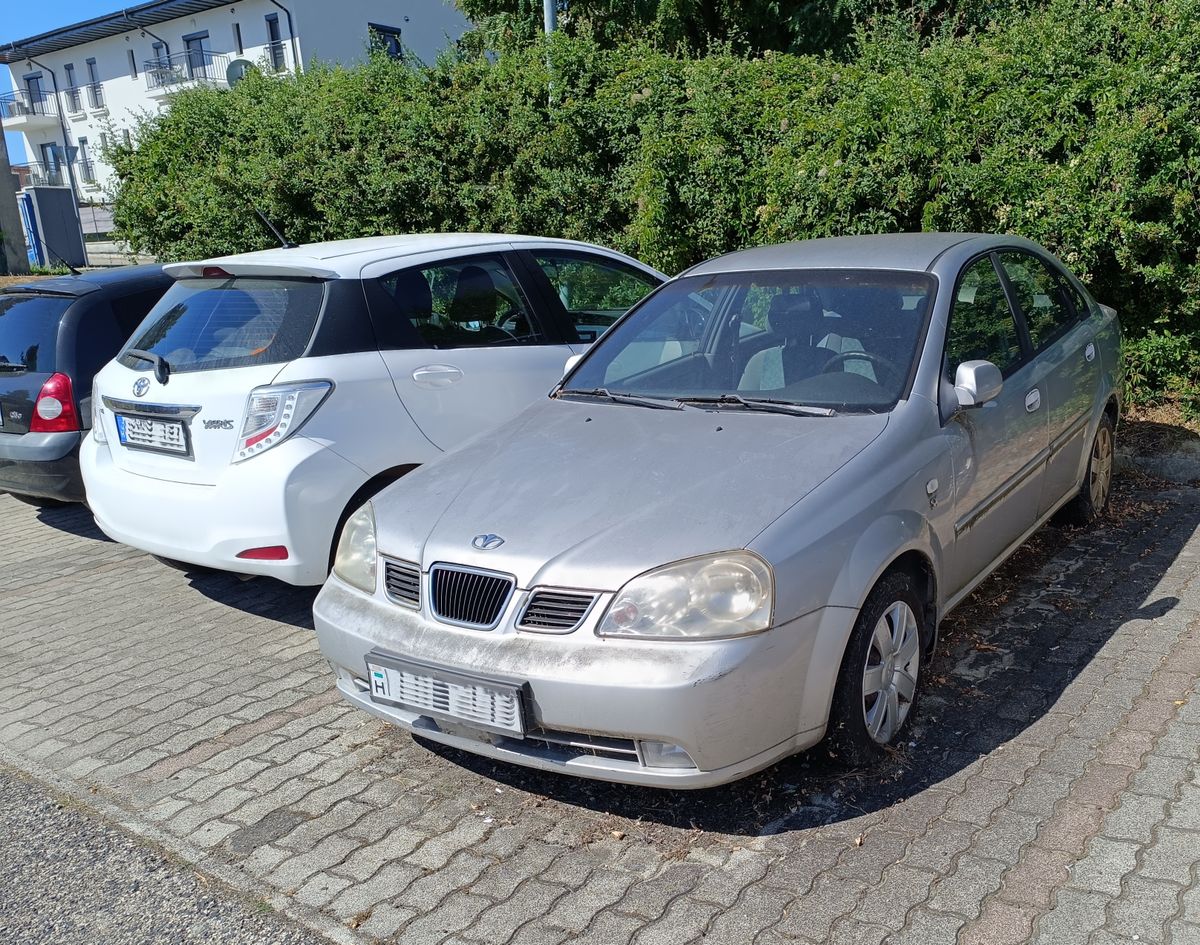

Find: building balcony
<box><xmin>0</xmin><ymin>90</ymin><xmax>59</xmax><ymax>132</ymax></box>
<box><xmin>264</xmin><ymin>41</ymin><xmax>292</xmax><ymax>74</ymax></box>
<box><xmin>144</xmin><ymin>50</ymin><xmax>232</xmax><ymax>97</ymax></box>
<box><xmin>86</xmin><ymin>82</ymin><xmax>107</xmax><ymax>114</ymax></box>
<box><xmin>64</xmin><ymin>87</ymin><xmax>86</xmax><ymax>118</ymax></box>
<box><xmin>9</xmin><ymin>161</ymin><xmax>69</xmax><ymax>189</ymax></box>
<box><xmin>77</xmin><ymin>159</ymin><xmax>99</xmax><ymax>188</ymax></box>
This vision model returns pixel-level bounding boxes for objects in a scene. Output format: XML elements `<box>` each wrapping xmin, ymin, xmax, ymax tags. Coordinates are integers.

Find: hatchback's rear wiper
<box><xmin>126</xmin><ymin>348</ymin><xmax>171</xmax><ymax>385</ymax></box>
<box><xmin>556</xmin><ymin>387</ymin><xmax>684</xmax><ymax>410</ymax></box>
<box><xmin>677</xmin><ymin>394</ymin><xmax>835</xmax><ymax>417</ymax></box>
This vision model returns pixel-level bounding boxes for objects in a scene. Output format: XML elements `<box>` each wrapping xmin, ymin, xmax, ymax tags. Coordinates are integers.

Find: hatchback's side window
<box><xmin>531</xmin><ymin>252</ymin><xmax>659</xmax><ymax>343</ymax></box>
<box><xmin>380</xmin><ymin>255</ymin><xmax>542</xmax><ymax>348</ymax></box>
<box><xmin>945</xmin><ymin>256</ymin><xmax>1023</xmax><ymax>380</ymax></box>
<box><xmin>998</xmin><ymin>252</ymin><xmax>1075</xmax><ymax>352</ymax></box>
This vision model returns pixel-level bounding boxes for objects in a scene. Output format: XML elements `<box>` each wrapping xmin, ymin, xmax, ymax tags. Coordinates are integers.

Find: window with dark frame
<box><xmin>265</xmin><ymin>14</ymin><xmax>286</xmax><ymax>70</ymax></box>
<box><xmin>369</xmin><ymin>23</ymin><xmax>404</xmax><ymax>60</ymax></box>
<box><xmin>127</xmin><ymin>49</ymin><xmax>138</xmax><ymax>78</ymax></box>
<box><xmin>233</xmin><ymin>22</ymin><xmax>244</xmax><ymax>56</ymax></box>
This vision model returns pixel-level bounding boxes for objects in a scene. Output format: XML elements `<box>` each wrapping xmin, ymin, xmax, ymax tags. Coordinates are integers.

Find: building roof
<box><xmin>0</xmin><ymin>1</ymin><xmax>236</xmax><ymax>64</ymax></box>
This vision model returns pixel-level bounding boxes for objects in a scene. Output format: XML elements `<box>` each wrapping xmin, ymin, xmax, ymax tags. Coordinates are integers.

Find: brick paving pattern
<box><xmin>0</xmin><ymin>472</ymin><xmax>1197</xmax><ymax>944</ymax></box>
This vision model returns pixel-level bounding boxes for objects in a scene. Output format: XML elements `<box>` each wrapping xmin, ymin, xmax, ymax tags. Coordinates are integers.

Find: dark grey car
<box><xmin>0</xmin><ymin>266</ymin><xmax>170</xmax><ymax>504</ymax></box>
<box><xmin>315</xmin><ymin>233</ymin><xmax>1122</xmax><ymax>788</ymax></box>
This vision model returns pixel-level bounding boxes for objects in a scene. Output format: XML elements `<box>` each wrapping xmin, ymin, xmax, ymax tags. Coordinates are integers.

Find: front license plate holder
<box><xmin>115</xmin><ymin>414</ymin><xmax>190</xmax><ymax>456</ymax></box>
<box><xmin>364</xmin><ymin>651</ymin><xmax>526</xmax><ymax>738</ymax></box>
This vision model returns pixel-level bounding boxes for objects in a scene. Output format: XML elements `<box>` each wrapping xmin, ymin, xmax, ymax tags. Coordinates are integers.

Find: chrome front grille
<box><xmin>429</xmin><ymin>564</ymin><xmax>514</xmax><ymax>629</ymax></box>
<box><xmin>517</xmin><ymin>591</ymin><xmax>596</xmax><ymax>632</ymax></box>
<box><xmin>383</xmin><ymin>559</ymin><xmax>420</xmax><ymax>608</ymax></box>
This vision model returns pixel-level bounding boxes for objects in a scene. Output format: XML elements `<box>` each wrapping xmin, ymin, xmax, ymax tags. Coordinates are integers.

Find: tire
<box><xmin>827</xmin><ymin>571</ymin><xmax>929</xmax><ymax>766</ymax></box>
<box><xmin>1058</xmin><ymin>412</ymin><xmax>1115</xmax><ymax>527</ymax></box>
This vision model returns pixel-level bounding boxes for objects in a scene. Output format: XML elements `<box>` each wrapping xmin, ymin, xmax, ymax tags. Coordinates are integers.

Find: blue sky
<box><xmin>3</xmin><ymin>1</ymin><xmax>108</xmax><ymax>162</ymax></box>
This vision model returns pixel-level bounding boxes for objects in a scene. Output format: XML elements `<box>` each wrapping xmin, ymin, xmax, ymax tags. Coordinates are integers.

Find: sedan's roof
<box><xmin>165</xmin><ymin>234</ymin><xmax>641</xmax><ymax>280</ymax></box>
<box><xmin>685</xmin><ymin>233</ymin><xmax>1012</xmax><ymax>276</ymax></box>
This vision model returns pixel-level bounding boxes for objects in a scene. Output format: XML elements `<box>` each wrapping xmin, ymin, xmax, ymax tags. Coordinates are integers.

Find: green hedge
<box><xmin>109</xmin><ymin>0</ymin><xmax>1200</xmax><ymax>401</ymax></box>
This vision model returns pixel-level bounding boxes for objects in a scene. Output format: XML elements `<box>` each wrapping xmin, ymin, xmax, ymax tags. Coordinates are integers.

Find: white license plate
<box><xmin>365</xmin><ymin>656</ymin><xmax>524</xmax><ymax>736</ymax></box>
<box><xmin>115</xmin><ymin>414</ymin><xmax>188</xmax><ymax>455</ymax></box>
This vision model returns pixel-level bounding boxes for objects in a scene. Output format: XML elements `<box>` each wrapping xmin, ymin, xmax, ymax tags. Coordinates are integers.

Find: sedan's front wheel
<box><xmin>828</xmin><ymin>571</ymin><xmax>928</xmax><ymax>766</ymax></box>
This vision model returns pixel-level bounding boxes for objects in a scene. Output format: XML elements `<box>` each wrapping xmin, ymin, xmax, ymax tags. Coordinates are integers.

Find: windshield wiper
<box><xmin>556</xmin><ymin>387</ymin><xmax>684</xmax><ymax>410</ymax></box>
<box><xmin>0</xmin><ymin>362</ymin><xmax>27</xmax><ymax>373</ymax></box>
<box><xmin>126</xmin><ymin>348</ymin><xmax>170</xmax><ymax>385</ymax></box>
<box><xmin>677</xmin><ymin>394</ymin><xmax>835</xmax><ymax>417</ymax></box>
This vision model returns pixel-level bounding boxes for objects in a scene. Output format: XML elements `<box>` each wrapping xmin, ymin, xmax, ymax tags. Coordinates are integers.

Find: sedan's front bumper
<box><xmin>314</xmin><ymin>575</ymin><xmax>855</xmax><ymax>788</ymax></box>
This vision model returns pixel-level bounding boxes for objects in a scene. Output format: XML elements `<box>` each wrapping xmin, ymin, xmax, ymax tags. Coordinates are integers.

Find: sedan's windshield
<box><xmin>565</xmin><ymin>269</ymin><xmax>936</xmax><ymax>412</ymax></box>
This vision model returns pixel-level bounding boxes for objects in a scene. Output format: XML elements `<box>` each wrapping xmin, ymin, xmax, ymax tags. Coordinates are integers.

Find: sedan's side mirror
<box><xmin>563</xmin><ymin>354</ymin><xmax>583</xmax><ymax>377</ymax></box>
<box><xmin>954</xmin><ymin>360</ymin><xmax>1003</xmax><ymax>408</ymax></box>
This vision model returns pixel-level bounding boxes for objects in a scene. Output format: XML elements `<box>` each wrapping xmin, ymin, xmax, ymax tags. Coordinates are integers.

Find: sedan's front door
<box><xmin>942</xmin><ymin>254</ymin><xmax>1050</xmax><ymax>599</ymax></box>
<box><xmin>372</xmin><ymin>252</ymin><xmax>574</xmax><ymax>451</ymax></box>
<box><xmin>996</xmin><ymin>251</ymin><xmax>1103</xmax><ymax>516</ymax></box>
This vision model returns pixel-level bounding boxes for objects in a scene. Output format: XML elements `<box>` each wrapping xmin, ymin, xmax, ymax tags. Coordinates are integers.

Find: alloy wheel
<box><xmin>862</xmin><ymin>600</ymin><xmax>921</xmax><ymax>744</ymax></box>
<box><xmin>1089</xmin><ymin>424</ymin><xmax>1113</xmax><ymax>511</ymax></box>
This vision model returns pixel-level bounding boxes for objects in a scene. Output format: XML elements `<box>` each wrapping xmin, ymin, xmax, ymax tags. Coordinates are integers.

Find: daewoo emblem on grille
<box><xmin>132</xmin><ymin>377</ymin><xmax>150</xmax><ymax>397</ymax></box>
<box><xmin>472</xmin><ymin>533</ymin><xmax>505</xmax><ymax>551</ymax></box>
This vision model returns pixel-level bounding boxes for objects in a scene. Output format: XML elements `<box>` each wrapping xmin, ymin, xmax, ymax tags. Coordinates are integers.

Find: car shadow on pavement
<box><xmin>185</xmin><ymin>570</ymin><xmax>319</xmax><ymax>630</ymax></box>
<box><xmin>34</xmin><ymin>503</ymin><xmax>114</xmax><ymax>541</ymax></box>
<box><xmin>419</xmin><ymin>474</ymin><xmax>1196</xmax><ymax>837</ymax></box>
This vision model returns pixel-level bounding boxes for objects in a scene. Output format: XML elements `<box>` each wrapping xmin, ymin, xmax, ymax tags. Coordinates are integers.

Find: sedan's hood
<box><xmin>373</xmin><ymin>399</ymin><xmax>889</xmax><ymax>590</ymax></box>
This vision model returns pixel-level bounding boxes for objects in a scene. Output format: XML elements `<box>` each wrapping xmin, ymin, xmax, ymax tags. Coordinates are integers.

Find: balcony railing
<box><xmin>10</xmin><ymin>161</ymin><xmax>68</xmax><ymax>188</ymax></box>
<box><xmin>266</xmin><ymin>40</ymin><xmax>290</xmax><ymax>73</ymax></box>
<box><xmin>65</xmin><ymin>86</ymin><xmax>84</xmax><ymax>114</ymax></box>
<box><xmin>86</xmin><ymin>82</ymin><xmax>106</xmax><ymax>110</ymax></box>
<box><xmin>0</xmin><ymin>89</ymin><xmax>58</xmax><ymax>122</ymax></box>
<box><xmin>78</xmin><ymin>159</ymin><xmax>97</xmax><ymax>185</ymax></box>
<box><xmin>144</xmin><ymin>49</ymin><xmax>231</xmax><ymax>91</ymax></box>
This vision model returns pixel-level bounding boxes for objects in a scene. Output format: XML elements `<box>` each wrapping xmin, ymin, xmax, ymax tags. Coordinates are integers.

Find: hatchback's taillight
<box><xmin>30</xmin><ymin>373</ymin><xmax>81</xmax><ymax>433</ymax></box>
<box><xmin>232</xmin><ymin>381</ymin><xmax>333</xmax><ymax>462</ymax></box>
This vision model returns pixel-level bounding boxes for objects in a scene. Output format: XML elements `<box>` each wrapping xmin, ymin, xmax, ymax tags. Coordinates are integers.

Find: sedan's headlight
<box><xmin>597</xmin><ymin>552</ymin><xmax>773</xmax><ymax>640</ymax></box>
<box><xmin>332</xmin><ymin>502</ymin><xmax>377</xmax><ymax>593</ymax></box>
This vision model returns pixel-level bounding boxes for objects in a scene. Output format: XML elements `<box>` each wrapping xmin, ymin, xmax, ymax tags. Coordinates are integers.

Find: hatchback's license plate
<box><xmin>365</xmin><ymin>654</ymin><xmax>524</xmax><ymax>736</ymax></box>
<box><xmin>115</xmin><ymin>414</ymin><xmax>188</xmax><ymax>455</ymax></box>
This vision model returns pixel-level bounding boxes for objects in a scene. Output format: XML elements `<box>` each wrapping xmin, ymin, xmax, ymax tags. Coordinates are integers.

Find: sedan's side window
<box><xmin>531</xmin><ymin>252</ymin><xmax>660</xmax><ymax>343</ymax></box>
<box><xmin>997</xmin><ymin>252</ymin><xmax>1076</xmax><ymax>352</ymax></box>
<box><xmin>380</xmin><ymin>255</ymin><xmax>543</xmax><ymax>348</ymax></box>
<box><xmin>945</xmin><ymin>256</ymin><xmax>1023</xmax><ymax>380</ymax></box>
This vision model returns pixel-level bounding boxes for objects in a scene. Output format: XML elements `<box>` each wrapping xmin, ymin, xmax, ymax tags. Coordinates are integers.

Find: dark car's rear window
<box><xmin>119</xmin><ymin>277</ymin><xmax>325</xmax><ymax>374</ymax></box>
<box><xmin>0</xmin><ymin>294</ymin><xmax>72</xmax><ymax>374</ymax></box>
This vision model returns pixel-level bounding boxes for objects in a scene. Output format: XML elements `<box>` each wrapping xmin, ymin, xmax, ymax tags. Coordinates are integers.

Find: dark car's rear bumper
<box><xmin>0</xmin><ymin>431</ymin><xmax>85</xmax><ymax>502</ymax></box>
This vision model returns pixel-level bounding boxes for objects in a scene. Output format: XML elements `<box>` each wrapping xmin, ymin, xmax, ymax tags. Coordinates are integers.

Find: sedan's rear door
<box><xmin>366</xmin><ymin>251</ymin><xmax>575</xmax><ymax>452</ymax></box>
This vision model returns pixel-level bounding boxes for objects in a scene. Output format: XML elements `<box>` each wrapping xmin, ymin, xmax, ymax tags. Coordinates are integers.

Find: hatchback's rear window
<box><xmin>119</xmin><ymin>277</ymin><xmax>324</xmax><ymax>374</ymax></box>
<box><xmin>0</xmin><ymin>294</ymin><xmax>71</xmax><ymax>375</ymax></box>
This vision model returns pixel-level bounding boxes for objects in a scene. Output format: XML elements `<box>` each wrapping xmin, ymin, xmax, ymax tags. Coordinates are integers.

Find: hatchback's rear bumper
<box><xmin>314</xmin><ymin>575</ymin><xmax>850</xmax><ymax>788</ymax></box>
<box><xmin>81</xmin><ymin>433</ymin><xmax>365</xmax><ymax>585</ymax></box>
<box><xmin>0</xmin><ymin>431</ymin><xmax>85</xmax><ymax>502</ymax></box>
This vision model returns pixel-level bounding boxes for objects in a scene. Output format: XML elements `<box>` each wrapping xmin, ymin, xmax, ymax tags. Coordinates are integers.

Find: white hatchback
<box><xmin>81</xmin><ymin>234</ymin><xmax>664</xmax><ymax>585</ymax></box>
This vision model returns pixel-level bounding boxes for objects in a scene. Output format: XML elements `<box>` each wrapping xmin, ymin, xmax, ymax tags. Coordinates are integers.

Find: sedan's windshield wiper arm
<box><xmin>557</xmin><ymin>387</ymin><xmax>684</xmax><ymax>410</ymax></box>
<box><xmin>125</xmin><ymin>348</ymin><xmax>170</xmax><ymax>385</ymax></box>
<box><xmin>677</xmin><ymin>394</ymin><xmax>835</xmax><ymax>417</ymax></box>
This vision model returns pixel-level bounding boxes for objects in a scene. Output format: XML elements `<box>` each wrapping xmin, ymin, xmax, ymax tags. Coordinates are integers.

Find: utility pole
<box><xmin>0</xmin><ymin>126</ymin><xmax>31</xmax><ymax>275</ymax></box>
<box><xmin>543</xmin><ymin>0</ymin><xmax>557</xmax><ymax>34</ymax></box>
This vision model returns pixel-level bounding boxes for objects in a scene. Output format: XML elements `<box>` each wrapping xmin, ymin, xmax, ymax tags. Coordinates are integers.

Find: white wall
<box><xmin>3</xmin><ymin>0</ymin><xmax>469</xmax><ymax>203</ymax></box>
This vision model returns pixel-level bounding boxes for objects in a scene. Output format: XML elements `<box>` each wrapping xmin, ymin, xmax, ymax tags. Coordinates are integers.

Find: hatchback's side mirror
<box><xmin>563</xmin><ymin>354</ymin><xmax>583</xmax><ymax>377</ymax></box>
<box><xmin>954</xmin><ymin>360</ymin><xmax>1003</xmax><ymax>408</ymax></box>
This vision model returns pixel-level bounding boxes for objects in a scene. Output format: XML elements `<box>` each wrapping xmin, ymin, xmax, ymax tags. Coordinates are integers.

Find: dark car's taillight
<box><xmin>30</xmin><ymin>373</ymin><xmax>81</xmax><ymax>433</ymax></box>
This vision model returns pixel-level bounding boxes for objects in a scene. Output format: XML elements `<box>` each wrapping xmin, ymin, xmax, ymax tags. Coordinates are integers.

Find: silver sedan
<box><xmin>314</xmin><ymin>233</ymin><xmax>1122</xmax><ymax>788</ymax></box>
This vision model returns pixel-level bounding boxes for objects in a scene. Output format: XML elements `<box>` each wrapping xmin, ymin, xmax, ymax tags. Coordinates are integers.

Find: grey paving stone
<box><xmin>1105</xmin><ymin>875</ymin><xmax>1181</xmax><ymax>943</ymax></box>
<box><xmin>1066</xmin><ymin>836</ymin><xmax>1140</xmax><ymax>896</ymax></box>
<box><xmin>1031</xmin><ymin>888</ymin><xmax>1109</xmax><ymax>945</ymax></box>
<box><xmin>927</xmin><ymin>854</ymin><xmax>1006</xmax><ymax>920</ymax></box>
<box><xmin>1101</xmin><ymin>793</ymin><xmax>1170</xmax><ymax>843</ymax></box>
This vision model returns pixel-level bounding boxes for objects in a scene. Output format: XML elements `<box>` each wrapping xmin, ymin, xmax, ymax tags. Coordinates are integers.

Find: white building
<box><xmin>1</xmin><ymin>0</ymin><xmax>469</xmax><ymax>201</ymax></box>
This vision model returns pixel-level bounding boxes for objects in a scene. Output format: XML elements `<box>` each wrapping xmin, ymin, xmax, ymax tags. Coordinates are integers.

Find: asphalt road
<box><xmin>0</xmin><ymin>764</ymin><xmax>330</xmax><ymax>945</ymax></box>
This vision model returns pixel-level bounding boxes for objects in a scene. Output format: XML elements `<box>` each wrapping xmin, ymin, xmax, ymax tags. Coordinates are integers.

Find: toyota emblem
<box><xmin>132</xmin><ymin>377</ymin><xmax>151</xmax><ymax>397</ymax></box>
<box><xmin>472</xmin><ymin>534</ymin><xmax>505</xmax><ymax>551</ymax></box>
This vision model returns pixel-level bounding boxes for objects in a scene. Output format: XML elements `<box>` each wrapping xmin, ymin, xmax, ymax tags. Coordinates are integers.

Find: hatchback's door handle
<box><xmin>1084</xmin><ymin>342</ymin><xmax>1096</xmax><ymax>363</ymax></box>
<box><xmin>411</xmin><ymin>364</ymin><xmax>464</xmax><ymax>389</ymax></box>
<box><xmin>1025</xmin><ymin>388</ymin><xmax>1041</xmax><ymax>413</ymax></box>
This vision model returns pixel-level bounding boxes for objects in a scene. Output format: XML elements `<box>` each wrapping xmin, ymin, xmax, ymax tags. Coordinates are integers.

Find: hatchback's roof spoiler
<box><xmin>163</xmin><ymin>261</ymin><xmax>339</xmax><ymax>280</ymax></box>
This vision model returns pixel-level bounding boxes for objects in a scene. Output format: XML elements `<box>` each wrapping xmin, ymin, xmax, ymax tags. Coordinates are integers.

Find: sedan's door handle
<box><xmin>411</xmin><ymin>364</ymin><xmax>464</xmax><ymax>389</ymax></box>
<box><xmin>1025</xmin><ymin>388</ymin><xmax>1041</xmax><ymax>413</ymax></box>
<box><xmin>1084</xmin><ymin>342</ymin><xmax>1096</xmax><ymax>363</ymax></box>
